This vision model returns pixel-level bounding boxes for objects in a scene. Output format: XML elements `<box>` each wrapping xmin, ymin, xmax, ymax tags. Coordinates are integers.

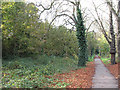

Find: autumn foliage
<box><xmin>49</xmin><ymin>62</ymin><xmax>95</xmax><ymax>88</ymax></box>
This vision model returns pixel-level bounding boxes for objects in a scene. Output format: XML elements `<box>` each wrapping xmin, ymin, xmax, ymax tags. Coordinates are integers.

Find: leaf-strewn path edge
<box><xmin>100</xmin><ymin>57</ymin><xmax>119</xmax><ymax>88</ymax></box>
<box><xmin>103</xmin><ymin>62</ymin><xmax>119</xmax><ymax>88</ymax></box>
<box><xmin>48</xmin><ymin>61</ymin><xmax>95</xmax><ymax>88</ymax></box>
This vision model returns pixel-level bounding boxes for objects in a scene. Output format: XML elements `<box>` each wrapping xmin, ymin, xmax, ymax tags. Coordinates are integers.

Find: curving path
<box><xmin>92</xmin><ymin>55</ymin><xmax>118</xmax><ymax>88</ymax></box>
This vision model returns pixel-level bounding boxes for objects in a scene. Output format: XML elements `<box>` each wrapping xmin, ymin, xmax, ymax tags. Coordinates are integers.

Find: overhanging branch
<box><xmin>106</xmin><ymin>0</ymin><xmax>118</xmax><ymax>18</ymax></box>
<box><xmin>90</xmin><ymin>2</ymin><xmax>111</xmax><ymax>45</ymax></box>
<box><xmin>36</xmin><ymin>0</ymin><xmax>56</xmax><ymax>19</ymax></box>
<box><xmin>48</xmin><ymin>13</ymin><xmax>76</xmax><ymax>30</ymax></box>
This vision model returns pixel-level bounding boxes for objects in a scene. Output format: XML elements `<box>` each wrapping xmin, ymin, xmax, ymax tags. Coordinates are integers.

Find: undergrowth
<box><xmin>88</xmin><ymin>55</ymin><xmax>95</xmax><ymax>62</ymax></box>
<box><xmin>101</xmin><ymin>57</ymin><xmax>111</xmax><ymax>64</ymax></box>
<box><xmin>2</xmin><ymin>55</ymin><xmax>80</xmax><ymax>88</ymax></box>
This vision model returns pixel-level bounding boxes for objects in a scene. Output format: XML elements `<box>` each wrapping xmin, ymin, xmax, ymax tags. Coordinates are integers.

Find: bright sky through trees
<box><xmin>26</xmin><ymin>0</ymin><xmax>117</xmax><ymax>32</ymax></box>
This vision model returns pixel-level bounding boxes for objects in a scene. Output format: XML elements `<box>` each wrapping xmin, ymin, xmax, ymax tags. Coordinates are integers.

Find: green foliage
<box><xmin>101</xmin><ymin>57</ymin><xmax>111</xmax><ymax>64</ymax></box>
<box><xmin>1</xmin><ymin>2</ymin><xmax>110</xmax><ymax>60</ymax></box>
<box><xmin>87</xmin><ymin>32</ymin><xmax>97</xmax><ymax>57</ymax></box>
<box><xmin>2</xmin><ymin>2</ymin><xmax>39</xmax><ymax>57</ymax></box>
<box><xmin>97</xmin><ymin>35</ymin><xmax>110</xmax><ymax>57</ymax></box>
<box><xmin>88</xmin><ymin>55</ymin><xmax>95</xmax><ymax>62</ymax></box>
<box><xmin>44</xmin><ymin>26</ymin><xmax>79</xmax><ymax>57</ymax></box>
<box><xmin>2</xmin><ymin>2</ymin><xmax>79</xmax><ymax>59</ymax></box>
<box><xmin>2</xmin><ymin>55</ymin><xmax>79</xmax><ymax>88</ymax></box>
<box><xmin>1</xmin><ymin>1</ymin><xmax>111</xmax><ymax>88</ymax></box>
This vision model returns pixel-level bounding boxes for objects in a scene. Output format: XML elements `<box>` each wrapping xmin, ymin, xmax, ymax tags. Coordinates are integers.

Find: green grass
<box><xmin>88</xmin><ymin>55</ymin><xmax>95</xmax><ymax>62</ymax></box>
<box><xmin>2</xmin><ymin>55</ymin><xmax>80</xmax><ymax>88</ymax></box>
<box><xmin>101</xmin><ymin>57</ymin><xmax>111</xmax><ymax>64</ymax></box>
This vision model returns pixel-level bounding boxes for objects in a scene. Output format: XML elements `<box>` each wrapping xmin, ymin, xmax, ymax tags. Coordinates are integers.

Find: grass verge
<box><xmin>101</xmin><ymin>57</ymin><xmax>111</xmax><ymax>64</ymax></box>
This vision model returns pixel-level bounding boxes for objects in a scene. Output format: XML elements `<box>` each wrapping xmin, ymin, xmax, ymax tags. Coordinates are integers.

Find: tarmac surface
<box><xmin>92</xmin><ymin>56</ymin><xmax>118</xmax><ymax>88</ymax></box>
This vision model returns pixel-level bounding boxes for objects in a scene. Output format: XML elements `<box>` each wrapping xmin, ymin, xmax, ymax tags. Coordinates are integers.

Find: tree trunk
<box><xmin>110</xmin><ymin>48</ymin><xmax>116</xmax><ymax>64</ymax></box>
<box><xmin>117</xmin><ymin>0</ymin><xmax>120</xmax><ymax>62</ymax></box>
<box><xmin>76</xmin><ymin>4</ymin><xmax>87</xmax><ymax>67</ymax></box>
<box><xmin>0</xmin><ymin>8</ymin><xmax>1</xmax><ymax>59</ymax></box>
<box><xmin>111</xmin><ymin>53</ymin><xmax>116</xmax><ymax>64</ymax></box>
<box><xmin>109</xmin><ymin>1</ymin><xmax>116</xmax><ymax>64</ymax></box>
<box><xmin>106</xmin><ymin>0</ymin><xmax>120</xmax><ymax>62</ymax></box>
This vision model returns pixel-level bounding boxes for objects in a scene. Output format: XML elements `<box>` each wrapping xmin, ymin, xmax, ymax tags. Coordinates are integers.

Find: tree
<box><xmin>2</xmin><ymin>2</ymin><xmax>40</xmax><ymax>57</ymax></box>
<box><xmin>2</xmin><ymin>1</ymin><xmax>80</xmax><ymax>59</ymax></box>
<box><xmin>106</xmin><ymin>0</ymin><xmax>120</xmax><ymax>62</ymax></box>
<box><xmin>91</xmin><ymin>1</ymin><xmax>116</xmax><ymax>64</ymax></box>
<box><xmin>44</xmin><ymin>0</ymin><xmax>90</xmax><ymax>66</ymax></box>
<box><xmin>75</xmin><ymin>2</ymin><xmax>87</xmax><ymax>66</ymax></box>
<box><xmin>0</xmin><ymin>1</ymin><xmax>1</xmax><ymax>60</ymax></box>
<box><xmin>109</xmin><ymin>0</ymin><xmax>116</xmax><ymax>64</ymax></box>
<box><xmin>97</xmin><ymin>34</ymin><xmax>110</xmax><ymax>57</ymax></box>
<box><xmin>36</xmin><ymin>0</ymin><xmax>56</xmax><ymax>21</ymax></box>
<box><xmin>43</xmin><ymin>25</ymin><xmax>79</xmax><ymax>57</ymax></box>
<box><xmin>118</xmin><ymin>0</ymin><xmax>120</xmax><ymax>62</ymax></box>
<box><xmin>2</xmin><ymin>2</ymin><xmax>27</xmax><ymax>57</ymax></box>
<box><xmin>87</xmin><ymin>31</ymin><xmax>97</xmax><ymax>57</ymax></box>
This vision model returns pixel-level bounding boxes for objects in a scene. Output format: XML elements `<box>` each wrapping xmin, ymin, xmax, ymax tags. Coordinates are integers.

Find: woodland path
<box><xmin>92</xmin><ymin>55</ymin><xmax>118</xmax><ymax>88</ymax></box>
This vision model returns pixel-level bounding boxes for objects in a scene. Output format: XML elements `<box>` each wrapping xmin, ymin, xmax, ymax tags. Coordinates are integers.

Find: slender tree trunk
<box><xmin>117</xmin><ymin>0</ymin><xmax>120</xmax><ymax>62</ymax></box>
<box><xmin>0</xmin><ymin>6</ymin><xmax>1</xmax><ymax>59</ymax></box>
<box><xmin>109</xmin><ymin>0</ymin><xmax>116</xmax><ymax>64</ymax></box>
<box><xmin>118</xmin><ymin>0</ymin><xmax>120</xmax><ymax>86</ymax></box>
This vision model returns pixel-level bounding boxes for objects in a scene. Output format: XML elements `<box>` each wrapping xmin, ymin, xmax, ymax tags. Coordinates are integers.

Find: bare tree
<box><xmin>53</xmin><ymin>0</ymin><xmax>89</xmax><ymax>66</ymax></box>
<box><xmin>91</xmin><ymin>1</ymin><xmax>116</xmax><ymax>64</ymax></box>
<box><xmin>109</xmin><ymin>0</ymin><xmax>116</xmax><ymax>64</ymax></box>
<box><xmin>46</xmin><ymin>0</ymin><xmax>95</xmax><ymax>31</ymax></box>
<box><xmin>106</xmin><ymin>0</ymin><xmax>120</xmax><ymax>61</ymax></box>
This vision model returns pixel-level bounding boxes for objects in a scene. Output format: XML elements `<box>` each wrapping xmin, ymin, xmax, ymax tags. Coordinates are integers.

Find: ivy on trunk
<box><xmin>74</xmin><ymin>4</ymin><xmax>88</xmax><ymax>67</ymax></box>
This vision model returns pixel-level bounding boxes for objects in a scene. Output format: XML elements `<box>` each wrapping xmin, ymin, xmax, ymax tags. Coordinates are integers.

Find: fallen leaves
<box><xmin>106</xmin><ymin>63</ymin><xmax>118</xmax><ymax>79</ymax></box>
<box><xmin>102</xmin><ymin>60</ymin><xmax>119</xmax><ymax>88</ymax></box>
<box><xmin>49</xmin><ymin>61</ymin><xmax>95</xmax><ymax>88</ymax></box>
<box><xmin>106</xmin><ymin>63</ymin><xmax>120</xmax><ymax>88</ymax></box>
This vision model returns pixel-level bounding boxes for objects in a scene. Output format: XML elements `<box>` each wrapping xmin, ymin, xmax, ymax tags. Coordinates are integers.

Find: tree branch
<box><xmin>36</xmin><ymin>0</ymin><xmax>56</xmax><ymax>19</ymax></box>
<box><xmin>64</xmin><ymin>0</ymin><xmax>77</xmax><ymax>6</ymax></box>
<box><xmin>48</xmin><ymin>13</ymin><xmax>76</xmax><ymax>30</ymax></box>
<box><xmin>86</xmin><ymin>20</ymin><xmax>96</xmax><ymax>32</ymax></box>
<box><xmin>106</xmin><ymin>0</ymin><xmax>118</xmax><ymax>18</ymax></box>
<box><xmin>90</xmin><ymin>2</ymin><xmax>111</xmax><ymax>45</ymax></box>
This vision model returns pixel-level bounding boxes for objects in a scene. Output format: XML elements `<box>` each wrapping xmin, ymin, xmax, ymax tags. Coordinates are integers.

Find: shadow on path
<box><xmin>92</xmin><ymin>55</ymin><xmax>118</xmax><ymax>88</ymax></box>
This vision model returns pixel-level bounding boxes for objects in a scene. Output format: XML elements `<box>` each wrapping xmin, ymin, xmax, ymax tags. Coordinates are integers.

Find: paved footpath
<box><xmin>92</xmin><ymin>56</ymin><xmax>118</xmax><ymax>88</ymax></box>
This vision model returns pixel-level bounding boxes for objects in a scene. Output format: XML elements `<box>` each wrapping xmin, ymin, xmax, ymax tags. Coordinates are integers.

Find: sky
<box><xmin>25</xmin><ymin>0</ymin><xmax>118</xmax><ymax>32</ymax></box>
